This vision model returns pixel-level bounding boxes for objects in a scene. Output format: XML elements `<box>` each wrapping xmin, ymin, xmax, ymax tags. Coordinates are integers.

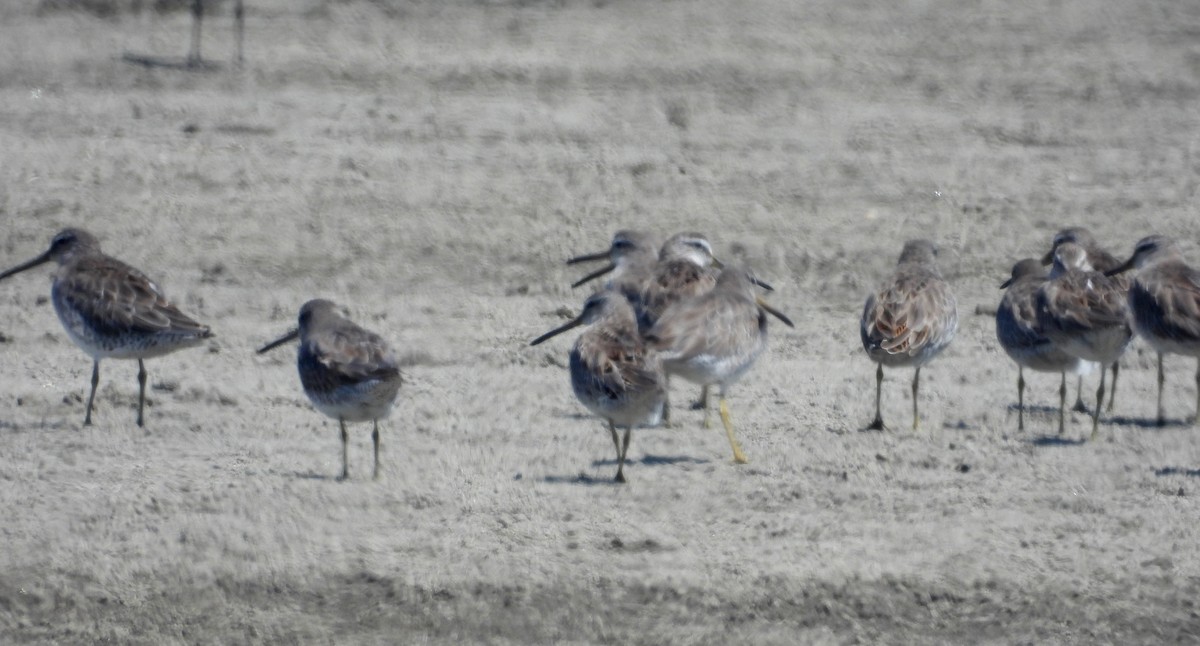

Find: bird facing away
<box><xmin>530</xmin><ymin>290</ymin><xmax>667</xmax><ymax>483</ymax></box>
<box><xmin>996</xmin><ymin>259</ymin><xmax>1088</xmax><ymax>434</ymax></box>
<box><xmin>1043</xmin><ymin>226</ymin><xmax>1129</xmax><ymax>412</ymax></box>
<box><xmin>566</xmin><ymin>229</ymin><xmax>661</xmax><ymax>300</ymax></box>
<box><xmin>860</xmin><ymin>239</ymin><xmax>959</xmax><ymax>431</ymax></box>
<box><xmin>0</xmin><ymin>228</ymin><xmax>213</xmax><ymax>427</ymax></box>
<box><xmin>1036</xmin><ymin>242</ymin><xmax>1132</xmax><ymax>439</ymax></box>
<box><xmin>645</xmin><ymin>266</ymin><xmax>794</xmax><ymax>464</ymax></box>
<box><xmin>258</xmin><ymin>299</ymin><xmax>403</xmax><ymax>481</ymax></box>
<box><xmin>1107</xmin><ymin>235</ymin><xmax>1200</xmax><ymax>426</ymax></box>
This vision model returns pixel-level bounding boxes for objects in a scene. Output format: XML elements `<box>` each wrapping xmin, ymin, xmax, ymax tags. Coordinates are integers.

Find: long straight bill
<box><xmin>0</xmin><ymin>252</ymin><xmax>52</xmax><ymax>281</ymax></box>
<box><xmin>257</xmin><ymin>328</ymin><xmax>300</xmax><ymax>354</ymax></box>
<box><xmin>756</xmin><ymin>297</ymin><xmax>795</xmax><ymax>328</ymax></box>
<box><xmin>530</xmin><ymin>317</ymin><xmax>584</xmax><ymax>346</ymax></box>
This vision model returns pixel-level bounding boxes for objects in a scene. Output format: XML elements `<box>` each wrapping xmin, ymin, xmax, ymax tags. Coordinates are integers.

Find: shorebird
<box><xmin>0</xmin><ymin>228</ymin><xmax>212</xmax><ymax>427</ymax></box>
<box><xmin>996</xmin><ymin>259</ymin><xmax>1088</xmax><ymax>434</ymax></box>
<box><xmin>565</xmin><ymin>230</ymin><xmax>661</xmax><ymax>303</ymax></box>
<box><xmin>1107</xmin><ymin>235</ymin><xmax>1200</xmax><ymax>426</ymax></box>
<box><xmin>645</xmin><ymin>266</ymin><xmax>794</xmax><ymax>464</ymax></box>
<box><xmin>860</xmin><ymin>239</ymin><xmax>958</xmax><ymax>431</ymax></box>
<box><xmin>258</xmin><ymin>299</ymin><xmax>403</xmax><ymax>481</ymax></box>
<box><xmin>1043</xmin><ymin>227</ymin><xmax>1129</xmax><ymax>412</ymax></box>
<box><xmin>530</xmin><ymin>290</ymin><xmax>667</xmax><ymax>483</ymax></box>
<box><xmin>1036</xmin><ymin>242</ymin><xmax>1132</xmax><ymax>439</ymax></box>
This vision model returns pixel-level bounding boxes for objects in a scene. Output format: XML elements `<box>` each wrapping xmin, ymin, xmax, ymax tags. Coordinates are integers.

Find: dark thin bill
<box><xmin>530</xmin><ymin>318</ymin><xmax>584</xmax><ymax>346</ymax></box>
<box><xmin>756</xmin><ymin>298</ymin><xmax>795</xmax><ymax>328</ymax></box>
<box><xmin>0</xmin><ymin>253</ymin><xmax>52</xmax><ymax>281</ymax></box>
<box><xmin>257</xmin><ymin>329</ymin><xmax>300</xmax><ymax>354</ymax></box>
<box><xmin>566</xmin><ymin>250</ymin><xmax>611</xmax><ymax>265</ymax></box>
<box><xmin>570</xmin><ymin>264</ymin><xmax>616</xmax><ymax>288</ymax></box>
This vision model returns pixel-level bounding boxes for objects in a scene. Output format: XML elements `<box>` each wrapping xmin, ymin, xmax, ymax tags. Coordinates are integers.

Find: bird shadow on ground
<box><xmin>1154</xmin><ymin>466</ymin><xmax>1200</xmax><ymax>477</ymax></box>
<box><xmin>541</xmin><ymin>454</ymin><xmax>709</xmax><ymax>485</ymax></box>
<box><xmin>1029</xmin><ymin>435</ymin><xmax>1087</xmax><ymax>447</ymax></box>
<box><xmin>288</xmin><ymin>470</ymin><xmax>338</xmax><ymax>481</ymax></box>
<box><xmin>1105</xmin><ymin>415</ymin><xmax>1194</xmax><ymax>429</ymax></box>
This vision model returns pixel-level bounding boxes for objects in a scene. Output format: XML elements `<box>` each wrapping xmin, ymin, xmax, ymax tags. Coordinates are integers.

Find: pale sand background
<box><xmin>1</xmin><ymin>0</ymin><xmax>1199</xmax><ymax>642</ymax></box>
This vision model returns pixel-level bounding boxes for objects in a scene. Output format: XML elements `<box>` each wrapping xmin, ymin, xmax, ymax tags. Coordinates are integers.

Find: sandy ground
<box><xmin>2</xmin><ymin>0</ymin><xmax>1200</xmax><ymax>643</ymax></box>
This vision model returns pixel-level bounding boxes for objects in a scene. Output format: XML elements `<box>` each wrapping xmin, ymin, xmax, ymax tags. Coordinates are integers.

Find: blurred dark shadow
<box><xmin>1154</xmin><ymin>467</ymin><xmax>1200</xmax><ymax>478</ymax></box>
<box><xmin>541</xmin><ymin>472</ymin><xmax>621</xmax><ymax>486</ymax></box>
<box><xmin>1029</xmin><ymin>435</ymin><xmax>1087</xmax><ymax>447</ymax></box>
<box><xmin>1106</xmin><ymin>416</ymin><xmax>1194</xmax><ymax>429</ymax></box>
<box><xmin>289</xmin><ymin>471</ymin><xmax>336</xmax><ymax>481</ymax></box>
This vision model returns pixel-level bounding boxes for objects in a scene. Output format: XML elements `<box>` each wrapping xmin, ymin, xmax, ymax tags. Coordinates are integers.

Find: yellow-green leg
<box><xmin>718</xmin><ymin>396</ymin><xmax>748</xmax><ymax>464</ymax></box>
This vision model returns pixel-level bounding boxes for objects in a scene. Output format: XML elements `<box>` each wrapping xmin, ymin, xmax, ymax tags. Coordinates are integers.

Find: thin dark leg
<box><xmin>1091</xmin><ymin>363</ymin><xmax>1107</xmax><ymax>440</ymax></box>
<box><xmin>84</xmin><ymin>360</ymin><xmax>100</xmax><ymax>426</ymax></box>
<box><xmin>1058</xmin><ymin>371</ymin><xmax>1067</xmax><ymax>436</ymax></box>
<box><xmin>619</xmin><ymin>426</ymin><xmax>633</xmax><ymax>482</ymax></box>
<box><xmin>1157</xmin><ymin>352</ymin><xmax>1166</xmax><ymax>427</ymax></box>
<box><xmin>662</xmin><ymin>376</ymin><xmax>672</xmax><ymax>428</ymax></box>
<box><xmin>189</xmin><ymin>0</ymin><xmax>203</xmax><ymax>65</ymax></box>
<box><xmin>1107</xmin><ymin>362</ymin><xmax>1119</xmax><ymax>413</ymax></box>
<box><xmin>911</xmin><ymin>366</ymin><xmax>921</xmax><ymax>431</ymax></box>
<box><xmin>233</xmin><ymin>0</ymin><xmax>244</xmax><ymax>66</ymax></box>
<box><xmin>608</xmin><ymin>421</ymin><xmax>625</xmax><ymax>483</ymax></box>
<box><xmin>1194</xmin><ymin>359</ymin><xmax>1200</xmax><ymax>425</ymax></box>
<box><xmin>338</xmin><ymin>420</ymin><xmax>349</xmax><ymax>480</ymax></box>
<box><xmin>1073</xmin><ymin>374</ymin><xmax>1087</xmax><ymax>413</ymax></box>
<box><xmin>136</xmin><ymin>359</ymin><xmax>147</xmax><ymax>428</ymax></box>
<box><xmin>371</xmin><ymin>420</ymin><xmax>380</xmax><ymax>481</ymax></box>
<box><xmin>866</xmin><ymin>363</ymin><xmax>885</xmax><ymax>430</ymax></box>
<box><xmin>1017</xmin><ymin>366</ymin><xmax>1025</xmax><ymax>432</ymax></box>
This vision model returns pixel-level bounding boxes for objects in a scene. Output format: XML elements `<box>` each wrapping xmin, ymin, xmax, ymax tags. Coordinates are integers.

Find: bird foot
<box><xmin>864</xmin><ymin>418</ymin><xmax>887</xmax><ymax>432</ymax></box>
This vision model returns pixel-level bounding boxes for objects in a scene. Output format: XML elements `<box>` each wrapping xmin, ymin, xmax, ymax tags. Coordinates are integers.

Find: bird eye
<box><xmin>613</xmin><ymin>240</ymin><xmax>632</xmax><ymax>249</ymax></box>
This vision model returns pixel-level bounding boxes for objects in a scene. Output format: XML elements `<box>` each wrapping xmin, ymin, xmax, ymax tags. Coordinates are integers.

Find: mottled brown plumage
<box><xmin>0</xmin><ymin>228</ymin><xmax>212</xmax><ymax>427</ymax></box>
<box><xmin>861</xmin><ymin>239</ymin><xmax>958</xmax><ymax>431</ymax></box>
<box><xmin>531</xmin><ymin>290</ymin><xmax>666</xmax><ymax>482</ymax></box>
<box><xmin>1036</xmin><ymin>243</ymin><xmax>1131</xmax><ymax>438</ymax></box>
<box><xmin>646</xmin><ymin>266</ymin><xmax>793</xmax><ymax>464</ymax></box>
<box><xmin>1108</xmin><ymin>235</ymin><xmax>1200</xmax><ymax>425</ymax></box>
<box><xmin>258</xmin><ymin>299</ymin><xmax>402</xmax><ymax>480</ymax></box>
<box><xmin>996</xmin><ymin>258</ymin><xmax>1087</xmax><ymax>434</ymax></box>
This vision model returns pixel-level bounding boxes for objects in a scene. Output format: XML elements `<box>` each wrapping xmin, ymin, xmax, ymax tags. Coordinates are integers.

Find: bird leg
<box><xmin>719</xmin><ymin>396</ymin><xmax>748</xmax><ymax>464</ymax></box>
<box><xmin>1090</xmin><ymin>363</ymin><xmax>1107</xmax><ymax>441</ymax></box>
<box><xmin>661</xmin><ymin>376</ymin><xmax>672</xmax><ymax>428</ymax></box>
<box><xmin>136</xmin><ymin>359</ymin><xmax>147</xmax><ymax>428</ymax></box>
<box><xmin>338</xmin><ymin>420</ymin><xmax>350</xmax><ymax>481</ymax></box>
<box><xmin>233</xmin><ymin>0</ymin><xmax>244</xmax><ymax>67</ymax></box>
<box><xmin>1107</xmin><ymin>362</ymin><xmax>1119</xmax><ymax>413</ymax></box>
<box><xmin>608</xmin><ymin>421</ymin><xmax>626</xmax><ymax>483</ymax></box>
<box><xmin>1194</xmin><ymin>358</ymin><xmax>1200</xmax><ymax>425</ymax></box>
<box><xmin>1157</xmin><ymin>352</ymin><xmax>1166</xmax><ymax>427</ymax></box>
<box><xmin>1058</xmin><ymin>371</ymin><xmax>1067</xmax><ymax>436</ymax></box>
<box><xmin>620</xmin><ymin>426</ymin><xmax>633</xmax><ymax>482</ymax></box>
<box><xmin>84</xmin><ymin>359</ymin><xmax>100</xmax><ymax>426</ymax></box>
<box><xmin>372</xmin><ymin>420</ymin><xmax>380</xmax><ymax>481</ymax></box>
<box><xmin>1072</xmin><ymin>374</ymin><xmax>1087</xmax><ymax>413</ymax></box>
<box><xmin>189</xmin><ymin>0</ymin><xmax>203</xmax><ymax>66</ymax></box>
<box><xmin>911</xmin><ymin>366</ymin><xmax>922</xmax><ymax>432</ymax></box>
<box><xmin>866</xmin><ymin>363</ymin><xmax>886</xmax><ymax>431</ymax></box>
<box><xmin>1017</xmin><ymin>366</ymin><xmax>1025</xmax><ymax>432</ymax></box>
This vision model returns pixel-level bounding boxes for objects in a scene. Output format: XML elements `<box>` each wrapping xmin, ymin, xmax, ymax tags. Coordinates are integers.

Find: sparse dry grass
<box><xmin>2</xmin><ymin>0</ymin><xmax>1200</xmax><ymax>643</ymax></box>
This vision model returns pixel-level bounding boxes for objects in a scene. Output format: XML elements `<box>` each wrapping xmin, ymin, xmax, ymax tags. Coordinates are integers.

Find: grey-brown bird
<box><xmin>996</xmin><ymin>259</ymin><xmax>1088</xmax><ymax>434</ymax></box>
<box><xmin>1043</xmin><ymin>226</ymin><xmax>1129</xmax><ymax>412</ymax></box>
<box><xmin>1036</xmin><ymin>243</ymin><xmax>1131</xmax><ymax>439</ymax></box>
<box><xmin>646</xmin><ymin>266</ymin><xmax>793</xmax><ymax>464</ymax></box>
<box><xmin>258</xmin><ymin>299</ymin><xmax>403</xmax><ymax>480</ymax></box>
<box><xmin>0</xmin><ymin>228</ymin><xmax>212</xmax><ymax>427</ymax></box>
<box><xmin>531</xmin><ymin>290</ymin><xmax>667</xmax><ymax>483</ymax></box>
<box><xmin>1107</xmin><ymin>235</ymin><xmax>1200</xmax><ymax>426</ymax></box>
<box><xmin>861</xmin><ymin>239</ymin><xmax>958</xmax><ymax>431</ymax></box>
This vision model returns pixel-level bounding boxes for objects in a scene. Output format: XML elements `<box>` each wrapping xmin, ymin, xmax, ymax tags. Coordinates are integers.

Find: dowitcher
<box><xmin>530</xmin><ymin>290</ymin><xmax>667</xmax><ymax>483</ymax></box>
<box><xmin>1107</xmin><ymin>235</ymin><xmax>1200</xmax><ymax>426</ymax></box>
<box><xmin>645</xmin><ymin>266</ymin><xmax>793</xmax><ymax>464</ymax></box>
<box><xmin>258</xmin><ymin>299</ymin><xmax>403</xmax><ymax>481</ymax></box>
<box><xmin>1043</xmin><ymin>227</ymin><xmax>1129</xmax><ymax>412</ymax></box>
<box><xmin>566</xmin><ymin>229</ymin><xmax>661</xmax><ymax>303</ymax></box>
<box><xmin>0</xmin><ymin>228</ymin><xmax>212</xmax><ymax>427</ymax></box>
<box><xmin>1036</xmin><ymin>242</ymin><xmax>1131</xmax><ymax>439</ymax></box>
<box><xmin>996</xmin><ymin>259</ymin><xmax>1088</xmax><ymax>434</ymax></box>
<box><xmin>860</xmin><ymin>239</ymin><xmax>958</xmax><ymax>431</ymax></box>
